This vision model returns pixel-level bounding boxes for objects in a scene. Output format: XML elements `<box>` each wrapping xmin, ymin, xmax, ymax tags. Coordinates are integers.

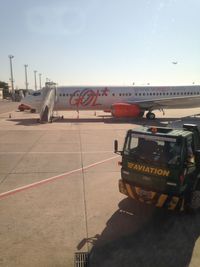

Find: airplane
<box><xmin>20</xmin><ymin>82</ymin><xmax>200</xmax><ymax>122</ymax></box>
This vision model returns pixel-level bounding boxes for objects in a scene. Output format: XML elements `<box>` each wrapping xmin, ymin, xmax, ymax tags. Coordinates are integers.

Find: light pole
<box><xmin>34</xmin><ymin>70</ymin><xmax>37</xmax><ymax>90</ymax></box>
<box><xmin>39</xmin><ymin>73</ymin><xmax>42</xmax><ymax>89</ymax></box>
<box><xmin>8</xmin><ymin>55</ymin><xmax>14</xmax><ymax>98</ymax></box>
<box><xmin>24</xmin><ymin>64</ymin><xmax>28</xmax><ymax>91</ymax></box>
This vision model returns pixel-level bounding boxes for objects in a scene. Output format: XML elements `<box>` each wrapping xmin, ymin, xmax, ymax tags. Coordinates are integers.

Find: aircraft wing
<box><xmin>126</xmin><ymin>94</ymin><xmax>200</xmax><ymax>110</ymax></box>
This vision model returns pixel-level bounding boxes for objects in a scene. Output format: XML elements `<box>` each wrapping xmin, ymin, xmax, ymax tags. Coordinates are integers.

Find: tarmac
<box><xmin>1</xmin><ymin>101</ymin><xmax>200</xmax><ymax>267</ymax></box>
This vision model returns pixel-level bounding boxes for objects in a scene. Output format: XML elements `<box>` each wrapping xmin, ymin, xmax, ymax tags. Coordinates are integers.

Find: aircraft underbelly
<box><xmin>54</xmin><ymin>103</ymin><xmax>108</xmax><ymax>111</ymax></box>
<box><xmin>137</xmin><ymin>97</ymin><xmax>200</xmax><ymax>110</ymax></box>
<box><xmin>166</xmin><ymin>103</ymin><xmax>199</xmax><ymax>109</ymax></box>
<box><xmin>161</xmin><ymin>98</ymin><xmax>200</xmax><ymax>109</ymax></box>
<box><xmin>54</xmin><ymin>95</ymin><xmax>200</xmax><ymax>111</ymax></box>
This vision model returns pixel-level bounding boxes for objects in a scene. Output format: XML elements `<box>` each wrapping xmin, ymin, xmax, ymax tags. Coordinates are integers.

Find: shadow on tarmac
<box><xmin>7</xmin><ymin>116</ymin><xmax>193</xmax><ymax>127</ymax></box>
<box><xmin>8</xmin><ymin>118</ymin><xmax>41</xmax><ymax>126</ymax></box>
<box><xmin>83</xmin><ymin>198</ymin><xmax>200</xmax><ymax>267</ymax></box>
<box><xmin>53</xmin><ymin>117</ymin><xmax>178</xmax><ymax>126</ymax></box>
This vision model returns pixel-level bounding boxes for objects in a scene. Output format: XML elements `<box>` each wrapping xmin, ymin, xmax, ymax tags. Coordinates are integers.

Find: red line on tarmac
<box><xmin>0</xmin><ymin>155</ymin><xmax>119</xmax><ymax>200</ymax></box>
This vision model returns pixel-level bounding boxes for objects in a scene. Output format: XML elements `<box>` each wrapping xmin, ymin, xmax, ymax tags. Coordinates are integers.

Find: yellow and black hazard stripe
<box><xmin>119</xmin><ymin>179</ymin><xmax>184</xmax><ymax>211</ymax></box>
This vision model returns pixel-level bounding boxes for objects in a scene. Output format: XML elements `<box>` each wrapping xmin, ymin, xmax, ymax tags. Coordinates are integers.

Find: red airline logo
<box><xmin>69</xmin><ymin>88</ymin><xmax>109</xmax><ymax>107</ymax></box>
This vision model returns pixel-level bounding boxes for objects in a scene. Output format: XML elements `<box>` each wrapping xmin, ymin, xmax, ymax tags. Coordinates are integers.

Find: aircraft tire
<box><xmin>146</xmin><ymin>112</ymin><xmax>155</xmax><ymax>120</ymax></box>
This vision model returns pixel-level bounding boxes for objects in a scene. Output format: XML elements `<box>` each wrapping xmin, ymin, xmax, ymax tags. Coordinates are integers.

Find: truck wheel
<box><xmin>186</xmin><ymin>191</ymin><xmax>200</xmax><ymax>212</ymax></box>
<box><xmin>190</xmin><ymin>191</ymin><xmax>200</xmax><ymax>210</ymax></box>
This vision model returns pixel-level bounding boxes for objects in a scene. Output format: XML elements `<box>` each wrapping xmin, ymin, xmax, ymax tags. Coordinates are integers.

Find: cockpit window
<box><xmin>33</xmin><ymin>92</ymin><xmax>41</xmax><ymax>96</ymax></box>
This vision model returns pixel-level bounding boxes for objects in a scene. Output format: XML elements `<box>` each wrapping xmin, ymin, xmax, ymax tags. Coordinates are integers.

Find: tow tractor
<box><xmin>114</xmin><ymin>124</ymin><xmax>200</xmax><ymax>212</ymax></box>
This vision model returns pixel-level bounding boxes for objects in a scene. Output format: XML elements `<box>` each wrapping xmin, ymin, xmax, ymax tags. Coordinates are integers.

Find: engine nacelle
<box><xmin>111</xmin><ymin>103</ymin><xmax>141</xmax><ymax>118</ymax></box>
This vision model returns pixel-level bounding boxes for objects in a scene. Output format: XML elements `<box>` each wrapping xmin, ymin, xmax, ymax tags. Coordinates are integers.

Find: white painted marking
<box><xmin>0</xmin><ymin>155</ymin><xmax>119</xmax><ymax>200</ymax></box>
<box><xmin>0</xmin><ymin>151</ymin><xmax>113</xmax><ymax>154</ymax></box>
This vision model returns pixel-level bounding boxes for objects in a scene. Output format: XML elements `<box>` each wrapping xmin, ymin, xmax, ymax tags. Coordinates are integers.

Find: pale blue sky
<box><xmin>1</xmin><ymin>0</ymin><xmax>200</xmax><ymax>89</ymax></box>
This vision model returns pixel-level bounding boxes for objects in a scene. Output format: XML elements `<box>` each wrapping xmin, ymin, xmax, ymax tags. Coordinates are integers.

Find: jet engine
<box><xmin>111</xmin><ymin>103</ymin><xmax>141</xmax><ymax>118</ymax></box>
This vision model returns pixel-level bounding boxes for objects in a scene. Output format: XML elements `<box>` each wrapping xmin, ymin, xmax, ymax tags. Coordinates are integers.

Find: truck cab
<box><xmin>115</xmin><ymin>124</ymin><xmax>200</xmax><ymax>211</ymax></box>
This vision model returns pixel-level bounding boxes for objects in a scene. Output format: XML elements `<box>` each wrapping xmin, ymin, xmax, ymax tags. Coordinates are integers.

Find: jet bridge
<box><xmin>39</xmin><ymin>82</ymin><xmax>57</xmax><ymax>123</ymax></box>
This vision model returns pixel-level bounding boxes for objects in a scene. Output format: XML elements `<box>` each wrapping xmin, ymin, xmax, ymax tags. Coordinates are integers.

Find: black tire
<box><xmin>146</xmin><ymin>112</ymin><xmax>155</xmax><ymax>120</ymax></box>
<box><xmin>185</xmin><ymin>190</ymin><xmax>200</xmax><ymax>213</ymax></box>
<box><xmin>190</xmin><ymin>191</ymin><xmax>200</xmax><ymax>211</ymax></box>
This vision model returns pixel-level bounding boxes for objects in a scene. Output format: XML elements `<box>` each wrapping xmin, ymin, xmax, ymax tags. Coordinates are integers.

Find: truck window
<box><xmin>186</xmin><ymin>138</ymin><xmax>195</xmax><ymax>164</ymax></box>
<box><xmin>165</xmin><ymin>142</ymin><xmax>181</xmax><ymax>164</ymax></box>
<box><xmin>124</xmin><ymin>133</ymin><xmax>181</xmax><ymax>165</ymax></box>
<box><xmin>124</xmin><ymin>135</ymin><xmax>138</xmax><ymax>155</ymax></box>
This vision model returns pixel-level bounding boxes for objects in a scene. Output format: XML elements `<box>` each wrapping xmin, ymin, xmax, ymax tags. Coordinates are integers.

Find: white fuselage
<box><xmin>22</xmin><ymin>85</ymin><xmax>200</xmax><ymax>112</ymax></box>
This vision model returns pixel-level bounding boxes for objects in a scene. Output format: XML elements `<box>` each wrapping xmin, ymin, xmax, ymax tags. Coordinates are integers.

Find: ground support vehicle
<box><xmin>114</xmin><ymin>124</ymin><xmax>200</xmax><ymax>212</ymax></box>
<box><xmin>18</xmin><ymin>103</ymin><xmax>30</xmax><ymax>111</ymax></box>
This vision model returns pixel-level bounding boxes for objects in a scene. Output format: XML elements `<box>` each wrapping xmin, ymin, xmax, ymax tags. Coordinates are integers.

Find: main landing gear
<box><xmin>146</xmin><ymin>112</ymin><xmax>155</xmax><ymax>120</ymax></box>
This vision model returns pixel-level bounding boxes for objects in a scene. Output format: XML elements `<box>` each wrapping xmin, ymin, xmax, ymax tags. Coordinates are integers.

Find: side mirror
<box><xmin>114</xmin><ymin>140</ymin><xmax>118</xmax><ymax>153</ymax></box>
<box><xmin>114</xmin><ymin>140</ymin><xmax>123</xmax><ymax>155</ymax></box>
